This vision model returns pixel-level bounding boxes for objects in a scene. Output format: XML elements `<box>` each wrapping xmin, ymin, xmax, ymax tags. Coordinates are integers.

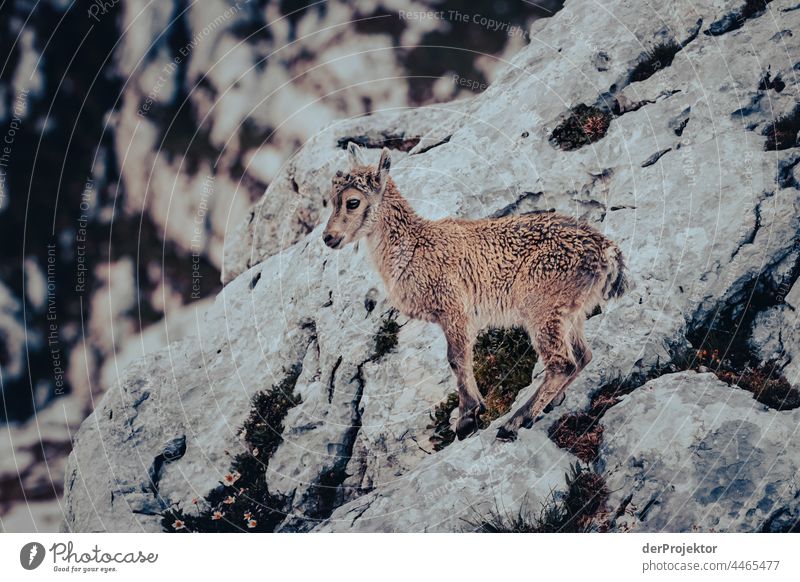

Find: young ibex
<box><xmin>323</xmin><ymin>143</ymin><xmax>628</xmax><ymax>441</ymax></box>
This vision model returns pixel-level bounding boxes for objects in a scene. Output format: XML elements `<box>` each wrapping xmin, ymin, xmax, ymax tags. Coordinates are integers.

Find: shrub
<box><xmin>372</xmin><ymin>311</ymin><xmax>400</xmax><ymax>360</ymax></box>
<box><xmin>473</xmin><ymin>327</ymin><xmax>537</xmax><ymax>427</ymax></box>
<box><xmin>428</xmin><ymin>327</ymin><xmax>537</xmax><ymax>450</ymax></box>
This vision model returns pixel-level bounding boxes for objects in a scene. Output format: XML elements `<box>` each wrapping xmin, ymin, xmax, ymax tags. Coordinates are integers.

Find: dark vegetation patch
<box><xmin>692</xmin><ymin>349</ymin><xmax>800</xmax><ymax>409</ymax></box>
<box><xmin>371</xmin><ymin>310</ymin><xmax>401</xmax><ymax>360</ymax></box>
<box><xmin>162</xmin><ymin>364</ymin><xmax>303</xmax><ymax>532</ymax></box>
<box><xmin>687</xmin><ymin>266</ymin><xmax>800</xmax><ymax>410</ymax></box>
<box><xmin>428</xmin><ymin>392</ymin><xmax>460</xmax><ymax>451</ymax></box>
<box><xmin>336</xmin><ymin>133</ymin><xmax>421</xmax><ymax>152</ymax></box>
<box><xmin>428</xmin><ymin>327</ymin><xmax>536</xmax><ymax>450</ymax></box>
<box><xmin>463</xmin><ymin>462</ymin><xmax>609</xmax><ymax>532</ymax></box>
<box><xmin>473</xmin><ymin>327</ymin><xmax>537</xmax><ymax>426</ymax></box>
<box><xmin>549</xmin><ymin>104</ymin><xmax>612</xmax><ymax>151</ymax></box>
<box><xmin>763</xmin><ymin>104</ymin><xmax>800</xmax><ymax>151</ymax></box>
<box><xmin>548</xmin><ymin>412</ymin><xmax>603</xmax><ymax>463</ymax></box>
<box><xmin>628</xmin><ymin>39</ymin><xmax>682</xmax><ymax>84</ymax></box>
<box><xmin>705</xmin><ymin>0</ymin><xmax>774</xmax><ymax>36</ymax></box>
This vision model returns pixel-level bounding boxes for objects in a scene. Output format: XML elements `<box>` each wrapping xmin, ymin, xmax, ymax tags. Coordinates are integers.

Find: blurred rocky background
<box><xmin>0</xmin><ymin>0</ymin><xmax>563</xmax><ymax>531</ymax></box>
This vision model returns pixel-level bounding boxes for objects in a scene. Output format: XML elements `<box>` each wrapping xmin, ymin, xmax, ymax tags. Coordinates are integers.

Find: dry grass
<box><xmin>548</xmin><ymin>412</ymin><xmax>604</xmax><ymax>463</ymax></box>
<box><xmin>694</xmin><ymin>348</ymin><xmax>800</xmax><ymax>410</ymax></box>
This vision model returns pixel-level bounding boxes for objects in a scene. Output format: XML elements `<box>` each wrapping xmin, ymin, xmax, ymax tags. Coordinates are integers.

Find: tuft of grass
<box><xmin>162</xmin><ymin>364</ymin><xmax>303</xmax><ymax>532</ymax></box>
<box><xmin>628</xmin><ymin>39</ymin><xmax>682</xmax><ymax>84</ymax></box>
<box><xmin>549</xmin><ymin>104</ymin><xmax>612</xmax><ymax>151</ymax></box>
<box><xmin>693</xmin><ymin>349</ymin><xmax>800</xmax><ymax>410</ymax></box>
<box><xmin>464</xmin><ymin>462</ymin><xmax>609</xmax><ymax>533</ymax></box>
<box><xmin>473</xmin><ymin>327</ymin><xmax>537</xmax><ymax>427</ymax></box>
<box><xmin>548</xmin><ymin>412</ymin><xmax>604</xmax><ymax>463</ymax></box>
<box><xmin>763</xmin><ymin>104</ymin><xmax>800</xmax><ymax>151</ymax></box>
<box><xmin>372</xmin><ymin>311</ymin><xmax>400</xmax><ymax>360</ymax></box>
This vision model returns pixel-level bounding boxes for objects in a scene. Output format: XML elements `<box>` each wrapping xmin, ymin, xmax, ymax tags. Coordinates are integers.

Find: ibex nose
<box><xmin>323</xmin><ymin>232</ymin><xmax>343</xmax><ymax>249</ymax></box>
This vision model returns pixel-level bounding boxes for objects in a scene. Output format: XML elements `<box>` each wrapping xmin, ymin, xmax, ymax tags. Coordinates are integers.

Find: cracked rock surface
<box><xmin>64</xmin><ymin>0</ymin><xmax>800</xmax><ymax>532</ymax></box>
<box><xmin>599</xmin><ymin>371</ymin><xmax>800</xmax><ymax>533</ymax></box>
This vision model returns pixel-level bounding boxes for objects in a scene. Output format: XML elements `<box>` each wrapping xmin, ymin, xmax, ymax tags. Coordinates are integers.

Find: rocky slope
<box><xmin>64</xmin><ymin>0</ymin><xmax>800</xmax><ymax>533</ymax></box>
<box><xmin>1</xmin><ymin>0</ymin><xmax>554</xmax><ymax>530</ymax></box>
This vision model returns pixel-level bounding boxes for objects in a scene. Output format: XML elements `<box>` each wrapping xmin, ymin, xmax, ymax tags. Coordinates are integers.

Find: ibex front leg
<box><xmin>439</xmin><ymin>317</ymin><xmax>485</xmax><ymax>440</ymax></box>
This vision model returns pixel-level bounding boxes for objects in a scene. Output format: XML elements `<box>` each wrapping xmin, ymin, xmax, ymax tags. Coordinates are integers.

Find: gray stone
<box><xmin>600</xmin><ymin>372</ymin><xmax>800</xmax><ymax>532</ymax></box>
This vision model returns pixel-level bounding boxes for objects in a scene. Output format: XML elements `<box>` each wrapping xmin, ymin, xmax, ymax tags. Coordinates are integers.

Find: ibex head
<box><xmin>322</xmin><ymin>142</ymin><xmax>391</xmax><ymax>250</ymax></box>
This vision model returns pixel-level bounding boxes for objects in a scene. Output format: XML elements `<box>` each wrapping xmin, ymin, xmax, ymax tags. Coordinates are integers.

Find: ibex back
<box><xmin>323</xmin><ymin>143</ymin><xmax>629</xmax><ymax>441</ymax></box>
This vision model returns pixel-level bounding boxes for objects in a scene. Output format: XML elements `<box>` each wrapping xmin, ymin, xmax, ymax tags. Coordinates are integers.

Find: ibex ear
<box><xmin>347</xmin><ymin>141</ymin><xmax>366</xmax><ymax>168</ymax></box>
<box><xmin>376</xmin><ymin>147</ymin><xmax>391</xmax><ymax>194</ymax></box>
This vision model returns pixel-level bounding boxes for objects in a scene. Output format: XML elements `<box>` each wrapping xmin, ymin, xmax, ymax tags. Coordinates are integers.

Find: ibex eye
<box><xmin>346</xmin><ymin>198</ymin><xmax>360</xmax><ymax>210</ymax></box>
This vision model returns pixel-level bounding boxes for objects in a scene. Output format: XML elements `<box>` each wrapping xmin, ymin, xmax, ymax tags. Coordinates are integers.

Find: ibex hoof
<box><xmin>495</xmin><ymin>426</ymin><xmax>517</xmax><ymax>442</ymax></box>
<box><xmin>455</xmin><ymin>415</ymin><xmax>478</xmax><ymax>440</ymax></box>
<box><xmin>455</xmin><ymin>403</ymin><xmax>485</xmax><ymax>440</ymax></box>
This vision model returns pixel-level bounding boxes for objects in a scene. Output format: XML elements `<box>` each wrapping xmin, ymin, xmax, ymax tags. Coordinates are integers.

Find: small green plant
<box><xmin>372</xmin><ymin>311</ymin><xmax>400</xmax><ymax>360</ymax></box>
<box><xmin>549</xmin><ymin>104</ymin><xmax>612</xmax><ymax>151</ymax></box>
<box><xmin>162</xmin><ymin>364</ymin><xmax>303</xmax><ymax>532</ymax></box>
<box><xmin>463</xmin><ymin>462</ymin><xmax>609</xmax><ymax>532</ymax></box>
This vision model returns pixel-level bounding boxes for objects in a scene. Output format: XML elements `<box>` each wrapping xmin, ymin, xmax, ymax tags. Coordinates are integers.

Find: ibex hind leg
<box><xmin>497</xmin><ymin>315</ymin><xmax>579</xmax><ymax>442</ymax></box>
<box><xmin>545</xmin><ymin>315</ymin><xmax>592</xmax><ymax>412</ymax></box>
